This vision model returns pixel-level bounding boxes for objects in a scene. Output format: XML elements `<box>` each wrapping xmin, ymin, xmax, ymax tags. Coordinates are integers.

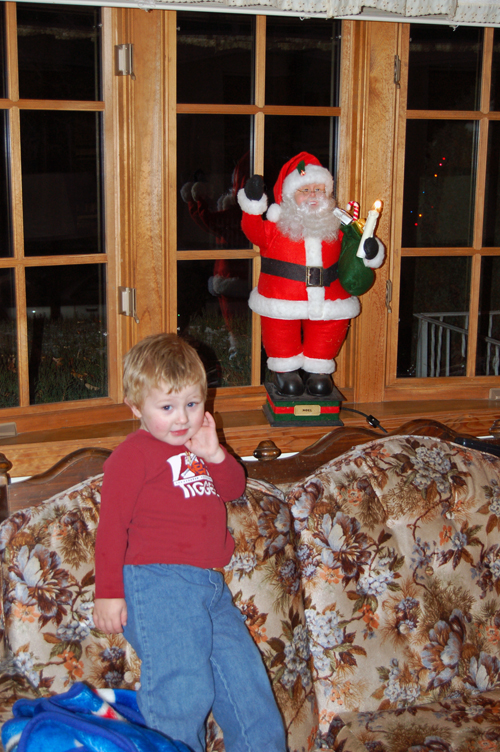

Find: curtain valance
<box><xmin>18</xmin><ymin>0</ymin><xmax>500</xmax><ymax>24</ymax></box>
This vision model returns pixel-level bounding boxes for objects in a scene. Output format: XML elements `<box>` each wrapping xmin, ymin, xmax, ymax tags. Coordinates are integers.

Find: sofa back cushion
<box><xmin>288</xmin><ymin>434</ymin><xmax>500</xmax><ymax>738</ymax></box>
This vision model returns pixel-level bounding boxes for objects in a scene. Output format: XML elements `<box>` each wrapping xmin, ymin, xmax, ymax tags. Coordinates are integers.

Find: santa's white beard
<box><xmin>276</xmin><ymin>194</ymin><xmax>341</xmax><ymax>242</ymax></box>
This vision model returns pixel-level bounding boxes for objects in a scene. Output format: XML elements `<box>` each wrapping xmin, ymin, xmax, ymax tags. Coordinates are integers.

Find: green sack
<box><xmin>338</xmin><ymin>222</ymin><xmax>375</xmax><ymax>296</ymax></box>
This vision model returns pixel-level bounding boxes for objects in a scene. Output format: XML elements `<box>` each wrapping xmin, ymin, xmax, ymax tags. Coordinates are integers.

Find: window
<box><xmin>175</xmin><ymin>13</ymin><xmax>342</xmax><ymax>390</ymax></box>
<box><xmin>388</xmin><ymin>24</ymin><xmax>500</xmax><ymax>398</ymax></box>
<box><xmin>0</xmin><ymin>2</ymin><xmax>114</xmax><ymax>411</ymax></box>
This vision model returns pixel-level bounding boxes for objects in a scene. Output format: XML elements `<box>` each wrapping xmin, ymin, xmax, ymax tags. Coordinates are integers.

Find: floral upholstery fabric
<box><xmin>1</xmin><ymin>435</ymin><xmax>500</xmax><ymax>752</ymax></box>
<box><xmin>0</xmin><ymin>471</ymin><xmax>315</xmax><ymax>752</ymax></box>
<box><xmin>288</xmin><ymin>435</ymin><xmax>500</xmax><ymax>751</ymax></box>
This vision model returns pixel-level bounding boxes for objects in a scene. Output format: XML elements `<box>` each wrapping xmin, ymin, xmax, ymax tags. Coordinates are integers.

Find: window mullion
<box><xmin>5</xmin><ymin>2</ymin><xmax>18</xmax><ymax>101</ymax></box>
<box><xmin>466</xmin><ymin>254</ymin><xmax>482</xmax><ymax>377</ymax></box>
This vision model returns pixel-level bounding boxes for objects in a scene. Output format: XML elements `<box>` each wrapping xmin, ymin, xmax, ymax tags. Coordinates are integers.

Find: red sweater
<box><xmin>95</xmin><ymin>430</ymin><xmax>246</xmax><ymax>599</ymax></box>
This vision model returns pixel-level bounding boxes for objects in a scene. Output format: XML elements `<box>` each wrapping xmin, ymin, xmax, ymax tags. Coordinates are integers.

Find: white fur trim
<box><xmin>307</xmin><ymin>286</ymin><xmax>325</xmax><ymax>320</ymax></box>
<box><xmin>211</xmin><ymin>276</ymin><xmax>248</xmax><ymax>297</ymax></box>
<box><xmin>363</xmin><ymin>238</ymin><xmax>385</xmax><ymax>269</ymax></box>
<box><xmin>249</xmin><ymin>287</ymin><xmax>361</xmax><ymax>321</ymax></box>
<box><xmin>237</xmin><ymin>187</ymin><xmax>268</xmax><ymax>216</ymax></box>
<box><xmin>282</xmin><ymin>164</ymin><xmax>333</xmax><ymax>199</ymax></box>
<box><xmin>191</xmin><ymin>181</ymin><xmax>209</xmax><ymax>201</ymax></box>
<box><xmin>304</xmin><ymin>236</ymin><xmax>323</xmax><ymax>266</ymax></box>
<box><xmin>266</xmin><ymin>203</ymin><xmax>281</xmax><ymax>223</ymax></box>
<box><xmin>267</xmin><ymin>353</ymin><xmax>304</xmax><ymax>372</ymax></box>
<box><xmin>180</xmin><ymin>182</ymin><xmax>194</xmax><ymax>203</ymax></box>
<box><xmin>303</xmin><ymin>357</ymin><xmax>336</xmax><ymax>374</ymax></box>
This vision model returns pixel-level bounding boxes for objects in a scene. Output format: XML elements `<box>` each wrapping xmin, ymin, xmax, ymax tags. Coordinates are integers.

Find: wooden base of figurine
<box><xmin>263</xmin><ymin>382</ymin><xmax>344</xmax><ymax>427</ymax></box>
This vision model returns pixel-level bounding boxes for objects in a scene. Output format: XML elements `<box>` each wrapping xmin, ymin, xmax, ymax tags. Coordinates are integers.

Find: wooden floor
<box><xmin>1</xmin><ymin>396</ymin><xmax>500</xmax><ymax>478</ymax></box>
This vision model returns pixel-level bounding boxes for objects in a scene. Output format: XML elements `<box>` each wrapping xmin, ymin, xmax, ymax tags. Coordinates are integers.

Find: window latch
<box><xmin>118</xmin><ymin>287</ymin><xmax>140</xmax><ymax>324</ymax></box>
<box><xmin>386</xmin><ymin>279</ymin><xmax>392</xmax><ymax>313</ymax></box>
<box><xmin>394</xmin><ymin>55</ymin><xmax>401</xmax><ymax>88</ymax></box>
<box><xmin>115</xmin><ymin>44</ymin><xmax>135</xmax><ymax>79</ymax></box>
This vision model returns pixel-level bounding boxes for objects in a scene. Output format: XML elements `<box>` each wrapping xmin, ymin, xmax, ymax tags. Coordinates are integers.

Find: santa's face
<box><xmin>294</xmin><ymin>183</ymin><xmax>327</xmax><ymax>208</ymax></box>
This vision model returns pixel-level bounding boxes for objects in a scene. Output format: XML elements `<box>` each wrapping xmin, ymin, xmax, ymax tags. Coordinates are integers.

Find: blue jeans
<box><xmin>123</xmin><ymin>564</ymin><xmax>287</xmax><ymax>752</ymax></box>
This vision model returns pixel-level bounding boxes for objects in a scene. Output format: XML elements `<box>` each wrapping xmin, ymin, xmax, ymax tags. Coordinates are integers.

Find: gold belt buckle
<box><xmin>306</xmin><ymin>266</ymin><xmax>323</xmax><ymax>287</ymax></box>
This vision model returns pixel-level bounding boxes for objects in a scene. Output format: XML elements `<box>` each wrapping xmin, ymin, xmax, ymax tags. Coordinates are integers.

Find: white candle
<box><xmin>356</xmin><ymin>200</ymin><xmax>383</xmax><ymax>258</ymax></box>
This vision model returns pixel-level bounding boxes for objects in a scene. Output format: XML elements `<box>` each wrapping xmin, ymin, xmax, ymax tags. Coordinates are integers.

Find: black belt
<box><xmin>261</xmin><ymin>257</ymin><xmax>338</xmax><ymax>287</ymax></box>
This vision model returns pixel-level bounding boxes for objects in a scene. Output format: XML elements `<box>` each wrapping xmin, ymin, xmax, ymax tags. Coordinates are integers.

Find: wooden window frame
<box><xmin>385</xmin><ymin>24</ymin><xmax>500</xmax><ymax>402</ymax></box>
<box><xmin>0</xmin><ymin>2</ymin><xmax>121</xmax><ymax>421</ymax></box>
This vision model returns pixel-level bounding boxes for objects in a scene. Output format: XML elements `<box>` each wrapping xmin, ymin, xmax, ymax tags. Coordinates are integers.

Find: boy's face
<box><xmin>128</xmin><ymin>381</ymin><xmax>205</xmax><ymax>446</ymax></box>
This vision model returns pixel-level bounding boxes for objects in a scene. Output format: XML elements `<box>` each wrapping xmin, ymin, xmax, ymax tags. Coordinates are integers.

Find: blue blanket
<box><xmin>1</xmin><ymin>682</ymin><xmax>192</xmax><ymax>752</ymax></box>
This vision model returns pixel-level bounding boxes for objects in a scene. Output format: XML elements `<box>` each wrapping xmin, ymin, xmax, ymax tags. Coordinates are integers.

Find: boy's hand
<box><xmin>93</xmin><ymin>598</ymin><xmax>128</xmax><ymax>634</ymax></box>
<box><xmin>185</xmin><ymin>411</ymin><xmax>225</xmax><ymax>464</ymax></box>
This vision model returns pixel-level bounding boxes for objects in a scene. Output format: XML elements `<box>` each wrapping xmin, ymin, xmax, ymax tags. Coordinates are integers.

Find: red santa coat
<box><xmin>241</xmin><ymin>211</ymin><xmax>361</xmax><ymax>323</ymax></box>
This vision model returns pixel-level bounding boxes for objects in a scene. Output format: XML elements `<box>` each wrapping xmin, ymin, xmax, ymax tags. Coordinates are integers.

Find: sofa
<box><xmin>1</xmin><ymin>427</ymin><xmax>500</xmax><ymax>751</ymax></box>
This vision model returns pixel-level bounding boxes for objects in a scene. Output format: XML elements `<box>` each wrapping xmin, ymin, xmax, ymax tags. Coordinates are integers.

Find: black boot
<box><xmin>272</xmin><ymin>370</ymin><xmax>304</xmax><ymax>397</ymax></box>
<box><xmin>303</xmin><ymin>372</ymin><xmax>333</xmax><ymax>397</ymax></box>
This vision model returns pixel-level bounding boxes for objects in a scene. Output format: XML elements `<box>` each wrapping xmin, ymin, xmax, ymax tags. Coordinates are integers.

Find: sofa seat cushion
<box><xmin>285</xmin><ymin>435</ymin><xmax>500</xmax><ymax>745</ymax></box>
<box><xmin>335</xmin><ymin>688</ymin><xmax>500</xmax><ymax>750</ymax></box>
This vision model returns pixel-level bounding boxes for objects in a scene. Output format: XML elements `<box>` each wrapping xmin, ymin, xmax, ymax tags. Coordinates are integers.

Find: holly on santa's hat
<box><xmin>267</xmin><ymin>151</ymin><xmax>334</xmax><ymax>223</ymax></box>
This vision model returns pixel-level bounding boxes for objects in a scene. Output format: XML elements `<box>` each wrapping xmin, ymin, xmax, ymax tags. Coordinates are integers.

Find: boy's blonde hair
<box><xmin>123</xmin><ymin>333</ymin><xmax>207</xmax><ymax>408</ymax></box>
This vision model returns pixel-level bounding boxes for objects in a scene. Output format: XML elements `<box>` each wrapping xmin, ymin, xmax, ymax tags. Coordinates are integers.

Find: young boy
<box><xmin>93</xmin><ymin>334</ymin><xmax>287</xmax><ymax>752</ymax></box>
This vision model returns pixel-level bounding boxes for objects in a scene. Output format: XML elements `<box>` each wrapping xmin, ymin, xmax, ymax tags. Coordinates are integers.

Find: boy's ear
<box><xmin>125</xmin><ymin>397</ymin><xmax>142</xmax><ymax>420</ymax></box>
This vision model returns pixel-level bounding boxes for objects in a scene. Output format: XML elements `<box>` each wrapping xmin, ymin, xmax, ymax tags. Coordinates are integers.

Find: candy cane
<box><xmin>347</xmin><ymin>201</ymin><xmax>360</xmax><ymax>220</ymax></box>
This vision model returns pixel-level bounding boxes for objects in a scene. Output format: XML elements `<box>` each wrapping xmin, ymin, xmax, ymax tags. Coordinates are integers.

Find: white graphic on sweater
<box><xmin>166</xmin><ymin>452</ymin><xmax>217</xmax><ymax>499</ymax></box>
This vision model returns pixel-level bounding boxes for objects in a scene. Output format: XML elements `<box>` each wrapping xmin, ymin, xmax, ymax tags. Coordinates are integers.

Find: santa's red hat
<box><xmin>267</xmin><ymin>152</ymin><xmax>334</xmax><ymax>223</ymax></box>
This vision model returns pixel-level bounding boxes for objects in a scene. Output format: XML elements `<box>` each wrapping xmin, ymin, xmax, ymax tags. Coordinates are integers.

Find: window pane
<box><xmin>17</xmin><ymin>3</ymin><xmax>101</xmax><ymax>101</ymax></box>
<box><xmin>265</xmin><ymin>17</ymin><xmax>340</xmax><ymax>107</ymax></box>
<box><xmin>407</xmin><ymin>24</ymin><xmax>482</xmax><ymax>111</ymax></box>
<box><xmin>491</xmin><ymin>28</ymin><xmax>500</xmax><ymax>111</ymax></box>
<box><xmin>20</xmin><ymin>110</ymin><xmax>103</xmax><ymax>257</ymax></box>
<box><xmin>483</xmin><ymin>121</ymin><xmax>500</xmax><ymax>247</ymax></box>
<box><xmin>177</xmin><ymin>12</ymin><xmax>253</xmax><ymax>105</ymax></box>
<box><xmin>397</xmin><ymin>256</ymin><xmax>471</xmax><ymax>378</ymax></box>
<box><xmin>0</xmin><ymin>110</ymin><xmax>12</xmax><ymax>258</ymax></box>
<box><xmin>264</xmin><ymin>116</ymin><xmax>337</xmax><ymax>197</ymax></box>
<box><xmin>402</xmin><ymin>120</ymin><xmax>476</xmax><ymax>248</ymax></box>
<box><xmin>25</xmin><ymin>264</ymin><xmax>107</xmax><ymax>404</ymax></box>
<box><xmin>177</xmin><ymin>115</ymin><xmax>252</xmax><ymax>251</ymax></box>
<box><xmin>177</xmin><ymin>259</ymin><xmax>252</xmax><ymax>387</ymax></box>
<box><xmin>476</xmin><ymin>257</ymin><xmax>500</xmax><ymax>376</ymax></box>
<box><xmin>0</xmin><ymin>268</ymin><xmax>18</xmax><ymax>408</ymax></box>
<box><xmin>0</xmin><ymin>4</ymin><xmax>7</xmax><ymax>99</ymax></box>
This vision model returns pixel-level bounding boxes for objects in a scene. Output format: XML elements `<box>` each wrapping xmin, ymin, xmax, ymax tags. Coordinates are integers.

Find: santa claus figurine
<box><xmin>237</xmin><ymin>151</ymin><xmax>385</xmax><ymax>397</ymax></box>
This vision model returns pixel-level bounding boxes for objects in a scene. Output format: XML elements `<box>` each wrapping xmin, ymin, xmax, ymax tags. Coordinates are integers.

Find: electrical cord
<box><xmin>341</xmin><ymin>407</ymin><xmax>388</xmax><ymax>433</ymax></box>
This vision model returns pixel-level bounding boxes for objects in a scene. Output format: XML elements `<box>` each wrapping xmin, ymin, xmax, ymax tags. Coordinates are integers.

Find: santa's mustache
<box><xmin>276</xmin><ymin>194</ymin><xmax>341</xmax><ymax>242</ymax></box>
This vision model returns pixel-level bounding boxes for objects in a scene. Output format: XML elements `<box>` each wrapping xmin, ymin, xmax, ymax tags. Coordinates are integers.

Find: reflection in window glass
<box><xmin>0</xmin><ymin>111</ymin><xmax>12</xmax><ymax>258</ymax></box>
<box><xmin>20</xmin><ymin>110</ymin><xmax>103</xmax><ymax>257</ymax></box>
<box><xmin>402</xmin><ymin>120</ymin><xmax>476</xmax><ymax>248</ymax></box>
<box><xmin>407</xmin><ymin>24</ymin><xmax>482</xmax><ymax>111</ymax></box>
<box><xmin>476</xmin><ymin>257</ymin><xmax>500</xmax><ymax>375</ymax></box>
<box><xmin>0</xmin><ymin>269</ymin><xmax>18</xmax><ymax>407</ymax></box>
<box><xmin>25</xmin><ymin>264</ymin><xmax>107</xmax><ymax>404</ymax></box>
<box><xmin>265</xmin><ymin>17</ymin><xmax>340</xmax><ymax>107</ymax></box>
<box><xmin>177</xmin><ymin>114</ymin><xmax>252</xmax><ymax>251</ymax></box>
<box><xmin>0</xmin><ymin>4</ymin><xmax>6</xmax><ymax>99</ymax></box>
<box><xmin>177</xmin><ymin>12</ymin><xmax>254</xmax><ymax>105</ymax></box>
<box><xmin>483</xmin><ymin>121</ymin><xmax>500</xmax><ymax>247</ymax></box>
<box><xmin>264</xmin><ymin>116</ymin><xmax>337</xmax><ymax>198</ymax></box>
<box><xmin>397</xmin><ymin>256</ymin><xmax>471</xmax><ymax>378</ymax></box>
<box><xmin>17</xmin><ymin>3</ymin><xmax>101</xmax><ymax>101</ymax></box>
<box><xmin>177</xmin><ymin>259</ymin><xmax>252</xmax><ymax>387</ymax></box>
<box><xmin>491</xmin><ymin>28</ymin><xmax>500</xmax><ymax>111</ymax></box>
